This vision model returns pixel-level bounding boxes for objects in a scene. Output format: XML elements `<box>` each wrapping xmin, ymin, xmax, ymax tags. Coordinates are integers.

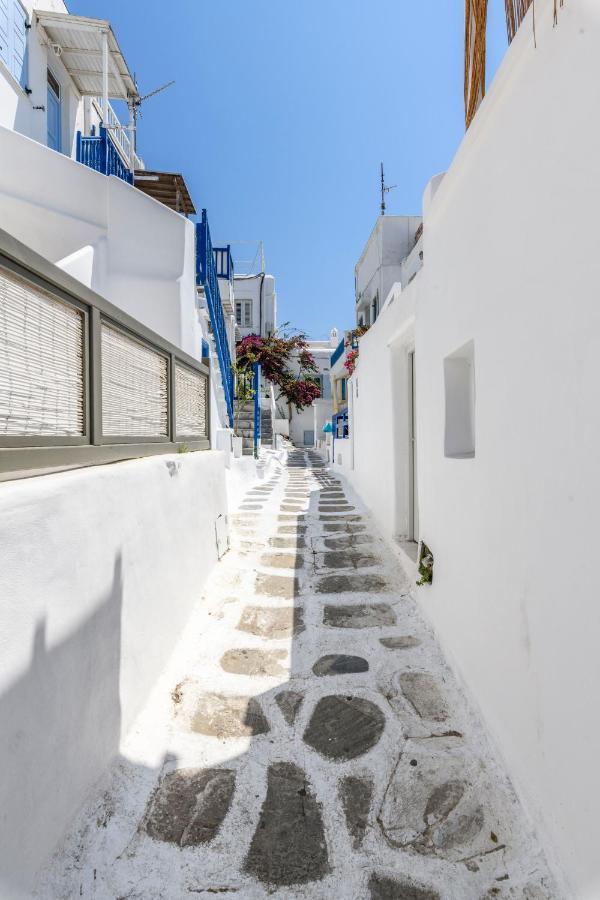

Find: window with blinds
<box><xmin>175</xmin><ymin>363</ymin><xmax>207</xmax><ymax>437</ymax></box>
<box><xmin>101</xmin><ymin>322</ymin><xmax>168</xmax><ymax>438</ymax></box>
<box><xmin>0</xmin><ymin>268</ymin><xmax>85</xmax><ymax>437</ymax></box>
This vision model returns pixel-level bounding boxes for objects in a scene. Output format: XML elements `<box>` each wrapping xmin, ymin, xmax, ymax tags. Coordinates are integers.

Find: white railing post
<box><xmin>101</xmin><ymin>31</ymin><xmax>109</xmax><ymax>125</ymax></box>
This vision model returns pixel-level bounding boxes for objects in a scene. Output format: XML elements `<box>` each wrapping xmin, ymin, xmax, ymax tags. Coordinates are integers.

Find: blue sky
<box><xmin>70</xmin><ymin>0</ymin><xmax>508</xmax><ymax>339</ymax></box>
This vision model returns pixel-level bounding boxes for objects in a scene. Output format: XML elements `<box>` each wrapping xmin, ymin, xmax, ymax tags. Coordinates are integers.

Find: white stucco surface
<box><xmin>339</xmin><ymin>280</ymin><xmax>417</xmax><ymax>545</ymax></box>
<box><xmin>0</xmin><ymin>451</ymin><xmax>227</xmax><ymax>898</ymax></box>
<box><xmin>341</xmin><ymin>1</ymin><xmax>598</xmax><ymax>894</ymax></box>
<box><xmin>0</xmin><ymin>124</ymin><xmax>203</xmax><ymax>360</ymax></box>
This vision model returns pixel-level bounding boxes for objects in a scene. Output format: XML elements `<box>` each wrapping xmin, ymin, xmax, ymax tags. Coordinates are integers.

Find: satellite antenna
<box><xmin>380</xmin><ymin>162</ymin><xmax>397</xmax><ymax>215</ymax></box>
<box><xmin>130</xmin><ymin>79</ymin><xmax>175</xmax><ymax>153</ymax></box>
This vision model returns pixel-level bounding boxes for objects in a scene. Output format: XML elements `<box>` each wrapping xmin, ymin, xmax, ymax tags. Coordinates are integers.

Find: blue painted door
<box><xmin>47</xmin><ymin>73</ymin><xmax>61</xmax><ymax>151</ymax></box>
<box><xmin>0</xmin><ymin>0</ymin><xmax>9</xmax><ymax>68</ymax></box>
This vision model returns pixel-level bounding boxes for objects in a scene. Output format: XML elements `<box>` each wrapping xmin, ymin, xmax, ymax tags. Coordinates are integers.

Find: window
<box><xmin>0</xmin><ymin>0</ymin><xmax>28</xmax><ymax>90</ymax></box>
<box><xmin>235</xmin><ymin>299</ymin><xmax>252</xmax><ymax>328</ymax></box>
<box><xmin>372</xmin><ymin>293</ymin><xmax>379</xmax><ymax>323</ymax></box>
<box><xmin>0</xmin><ymin>268</ymin><xmax>85</xmax><ymax>436</ymax></box>
<box><xmin>341</xmin><ymin>378</ymin><xmax>347</xmax><ymax>402</ymax></box>
<box><xmin>444</xmin><ymin>340</ymin><xmax>475</xmax><ymax>458</ymax></box>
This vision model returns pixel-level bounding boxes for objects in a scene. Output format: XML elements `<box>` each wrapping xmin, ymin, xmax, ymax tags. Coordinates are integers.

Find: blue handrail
<box><xmin>331</xmin><ymin>337</ymin><xmax>346</xmax><ymax>367</ymax></box>
<box><xmin>196</xmin><ymin>210</ymin><xmax>234</xmax><ymax>428</ymax></box>
<box><xmin>253</xmin><ymin>363</ymin><xmax>261</xmax><ymax>457</ymax></box>
<box><xmin>76</xmin><ymin>127</ymin><xmax>133</xmax><ymax>184</ymax></box>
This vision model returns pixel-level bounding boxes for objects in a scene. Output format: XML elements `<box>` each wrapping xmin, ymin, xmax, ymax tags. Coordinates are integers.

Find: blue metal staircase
<box><xmin>196</xmin><ymin>210</ymin><xmax>234</xmax><ymax>428</ymax></box>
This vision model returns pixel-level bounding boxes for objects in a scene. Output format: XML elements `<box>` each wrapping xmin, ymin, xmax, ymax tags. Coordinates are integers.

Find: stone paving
<box><xmin>36</xmin><ymin>450</ymin><xmax>559</xmax><ymax>899</ymax></box>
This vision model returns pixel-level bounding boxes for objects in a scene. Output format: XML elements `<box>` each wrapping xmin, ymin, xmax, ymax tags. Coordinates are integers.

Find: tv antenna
<box><xmin>380</xmin><ymin>162</ymin><xmax>397</xmax><ymax>215</ymax></box>
<box><xmin>130</xmin><ymin>79</ymin><xmax>175</xmax><ymax>152</ymax></box>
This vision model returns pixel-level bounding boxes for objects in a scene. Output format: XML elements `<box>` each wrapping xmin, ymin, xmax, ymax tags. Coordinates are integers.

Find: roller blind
<box><xmin>175</xmin><ymin>363</ymin><xmax>207</xmax><ymax>437</ymax></box>
<box><xmin>0</xmin><ymin>268</ymin><xmax>85</xmax><ymax>436</ymax></box>
<box><xmin>101</xmin><ymin>322</ymin><xmax>168</xmax><ymax>437</ymax></box>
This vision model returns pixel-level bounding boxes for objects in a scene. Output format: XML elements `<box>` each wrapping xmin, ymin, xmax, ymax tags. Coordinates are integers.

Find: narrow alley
<box><xmin>36</xmin><ymin>451</ymin><xmax>556</xmax><ymax>900</ymax></box>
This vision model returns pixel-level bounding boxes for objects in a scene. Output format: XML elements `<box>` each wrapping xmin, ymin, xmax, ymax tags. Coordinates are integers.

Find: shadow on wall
<box><xmin>0</xmin><ymin>554</ymin><xmax>124</xmax><ymax>900</ymax></box>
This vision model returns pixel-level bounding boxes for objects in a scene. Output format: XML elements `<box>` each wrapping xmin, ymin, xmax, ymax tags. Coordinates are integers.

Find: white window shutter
<box><xmin>11</xmin><ymin>0</ymin><xmax>27</xmax><ymax>88</ymax></box>
<box><xmin>0</xmin><ymin>269</ymin><xmax>85</xmax><ymax>436</ymax></box>
<box><xmin>101</xmin><ymin>323</ymin><xmax>168</xmax><ymax>437</ymax></box>
<box><xmin>175</xmin><ymin>364</ymin><xmax>207</xmax><ymax>437</ymax></box>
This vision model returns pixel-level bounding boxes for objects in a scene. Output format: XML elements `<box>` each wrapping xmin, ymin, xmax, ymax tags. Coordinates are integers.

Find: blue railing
<box><xmin>196</xmin><ymin>210</ymin><xmax>234</xmax><ymax>428</ymax></box>
<box><xmin>331</xmin><ymin>337</ymin><xmax>346</xmax><ymax>367</ymax></box>
<box><xmin>76</xmin><ymin>126</ymin><xmax>133</xmax><ymax>184</ymax></box>
<box><xmin>253</xmin><ymin>363</ymin><xmax>261</xmax><ymax>457</ymax></box>
<box><xmin>213</xmin><ymin>245</ymin><xmax>234</xmax><ymax>282</ymax></box>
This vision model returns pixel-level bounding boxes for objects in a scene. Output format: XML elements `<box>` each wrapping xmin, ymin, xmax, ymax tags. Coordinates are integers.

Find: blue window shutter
<box><xmin>11</xmin><ymin>0</ymin><xmax>27</xmax><ymax>89</ymax></box>
<box><xmin>0</xmin><ymin>0</ymin><xmax>9</xmax><ymax>68</ymax></box>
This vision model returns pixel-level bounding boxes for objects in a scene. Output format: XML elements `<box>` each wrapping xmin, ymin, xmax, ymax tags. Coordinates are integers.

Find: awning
<box><xmin>134</xmin><ymin>171</ymin><xmax>196</xmax><ymax>216</ymax></box>
<box><xmin>35</xmin><ymin>11</ymin><xmax>139</xmax><ymax>100</ymax></box>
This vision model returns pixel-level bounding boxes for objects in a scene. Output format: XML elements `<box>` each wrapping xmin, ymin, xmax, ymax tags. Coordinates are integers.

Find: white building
<box><xmin>334</xmin><ymin>1</ymin><xmax>600</xmax><ymax>895</ymax></box>
<box><xmin>287</xmin><ymin>331</ymin><xmax>337</xmax><ymax>448</ymax></box>
<box><xmin>0</xmin><ymin>0</ymin><xmax>239</xmax><ymax>444</ymax></box>
<box><xmin>0</xmin><ymin>6</ymin><xmax>249</xmax><ymax>893</ymax></box>
<box><xmin>355</xmin><ymin>215</ymin><xmax>422</xmax><ymax>327</ymax></box>
<box><xmin>233</xmin><ymin>272</ymin><xmax>277</xmax><ymax>338</ymax></box>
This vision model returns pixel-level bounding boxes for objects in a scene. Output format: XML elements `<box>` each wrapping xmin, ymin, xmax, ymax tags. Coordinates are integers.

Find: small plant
<box><xmin>416</xmin><ymin>541</ymin><xmax>434</xmax><ymax>586</ymax></box>
<box><xmin>177</xmin><ymin>443</ymin><xmax>190</xmax><ymax>454</ymax></box>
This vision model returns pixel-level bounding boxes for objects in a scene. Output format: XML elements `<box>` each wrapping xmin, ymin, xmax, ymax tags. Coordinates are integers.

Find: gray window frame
<box><xmin>0</xmin><ymin>228</ymin><xmax>210</xmax><ymax>478</ymax></box>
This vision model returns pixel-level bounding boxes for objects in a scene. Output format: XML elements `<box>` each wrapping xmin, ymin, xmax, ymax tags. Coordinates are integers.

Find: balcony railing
<box><xmin>76</xmin><ymin>126</ymin><xmax>133</xmax><ymax>184</ymax></box>
<box><xmin>92</xmin><ymin>97</ymin><xmax>143</xmax><ymax>170</ymax></box>
<box><xmin>213</xmin><ymin>246</ymin><xmax>234</xmax><ymax>282</ymax></box>
<box><xmin>196</xmin><ymin>210</ymin><xmax>234</xmax><ymax>428</ymax></box>
<box><xmin>331</xmin><ymin>337</ymin><xmax>346</xmax><ymax>367</ymax></box>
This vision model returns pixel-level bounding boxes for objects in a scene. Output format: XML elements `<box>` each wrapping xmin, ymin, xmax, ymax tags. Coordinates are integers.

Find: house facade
<box><xmin>355</xmin><ymin>214</ymin><xmax>422</xmax><ymax>327</ymax></box>
<box><xmin>332</xmin><ymin>1</ymin><xmax>600</xmax><ymax>894</ymax></box>
<box><xmin>286</xmin><ymin>332</ymin><xmax>336</xmax><ymax>448</ymax></box>
<box><xmin>233</xmin><ymin>272</ymin><xmax>277</xmax><ymax>339</ymax></box>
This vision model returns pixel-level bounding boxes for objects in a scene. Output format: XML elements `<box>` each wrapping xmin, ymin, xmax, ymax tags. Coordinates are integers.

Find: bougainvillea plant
<box><xmin>235</xmin><ymin>326</ymin><xmax>321</xmax><ymax>414</ymax></box>
<box><xmin>342</xmin><ymin>325</ymin><xmax>369</xmax><ymax>377</ymax></box>
<box><xmin>344</xmin><ymin>348</ymin><xmax>360</xmax><ymax>377</ymax></box>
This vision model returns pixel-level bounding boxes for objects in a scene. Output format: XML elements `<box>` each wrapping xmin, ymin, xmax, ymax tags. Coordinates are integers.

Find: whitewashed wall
<box><xmin>338</xmin><ymin>3</ymin><xmax>599</xmax><ymax>892</ymax></box>
<box><xmin>0</xmin><ymin>124</ymin><xmax>202</xmax><ymax>360</ymax></box>
<box><xmin>339</xmin><ymin>281</ymin><xmax>417</xmax><ymax>543</ymax></box>
<box><xmin>0</xmin><ymin>452</ymin><xmax>227</xmax><ymax>899</ymax></box>
<box><xmin>233</xmin><ymin>273</ymin><xmax>277</xmax><ymax>338</ymax></box>
<box><xmin>414</xmin><ymin>2</ymin><xmax>599</xmax><ymax>894</ymax></box>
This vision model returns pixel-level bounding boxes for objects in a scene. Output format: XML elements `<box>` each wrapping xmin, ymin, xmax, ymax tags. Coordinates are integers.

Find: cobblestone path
<box><xmin>37</xmin><ymin>450</ymin><xmax>558</xmax><ymax>899</ymax></box>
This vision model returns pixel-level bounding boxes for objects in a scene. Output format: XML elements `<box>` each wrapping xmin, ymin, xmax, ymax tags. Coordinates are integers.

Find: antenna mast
<box><xmin>380</xmin><ymin>162</ymin><xmax>397</xmax><ymax>215</ymax></box>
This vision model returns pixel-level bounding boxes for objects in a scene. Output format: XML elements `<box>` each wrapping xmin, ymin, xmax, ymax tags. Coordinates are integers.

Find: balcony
<box><xmin>76</xmin><ymin>126</ymin><xmax>133</xmax><ymax>184</ymax></box>
<box><xmin>213</xmin><ymin>246</ymin><xmax>234</xmax><ymax>282</ymax></box>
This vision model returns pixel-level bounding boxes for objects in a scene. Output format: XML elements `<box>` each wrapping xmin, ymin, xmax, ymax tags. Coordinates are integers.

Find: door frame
<box><xmin>46</xmin><ymin>67</ymin><xmax>61</xmax><ymax>152</ymax></box>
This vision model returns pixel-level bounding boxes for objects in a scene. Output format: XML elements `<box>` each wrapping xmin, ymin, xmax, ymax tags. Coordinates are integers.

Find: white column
<box><xmin>128</xmin><ymin>98</ymin><xmax>135</xmax><ymax>173</ymax></box>
<box><xmin>101</xmin><ymin>30</ymin><xmax>109</xmax><ymax>125</ymax></box>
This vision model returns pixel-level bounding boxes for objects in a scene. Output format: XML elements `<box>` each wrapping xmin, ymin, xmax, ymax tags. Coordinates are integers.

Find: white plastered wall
<box><xmin>0</xmin><ymin>451</ymin><xmax>228</xmax><ymax>899</ymax></box>
<box><xmin>0</xmin><ymin>124</ymin><xmax>202</xmax><ymax>360</ymax></box>
<box><xmin>414</xmin><ymin>1</ymin><xmax>600</xmax><ymax>894</ymax></box>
